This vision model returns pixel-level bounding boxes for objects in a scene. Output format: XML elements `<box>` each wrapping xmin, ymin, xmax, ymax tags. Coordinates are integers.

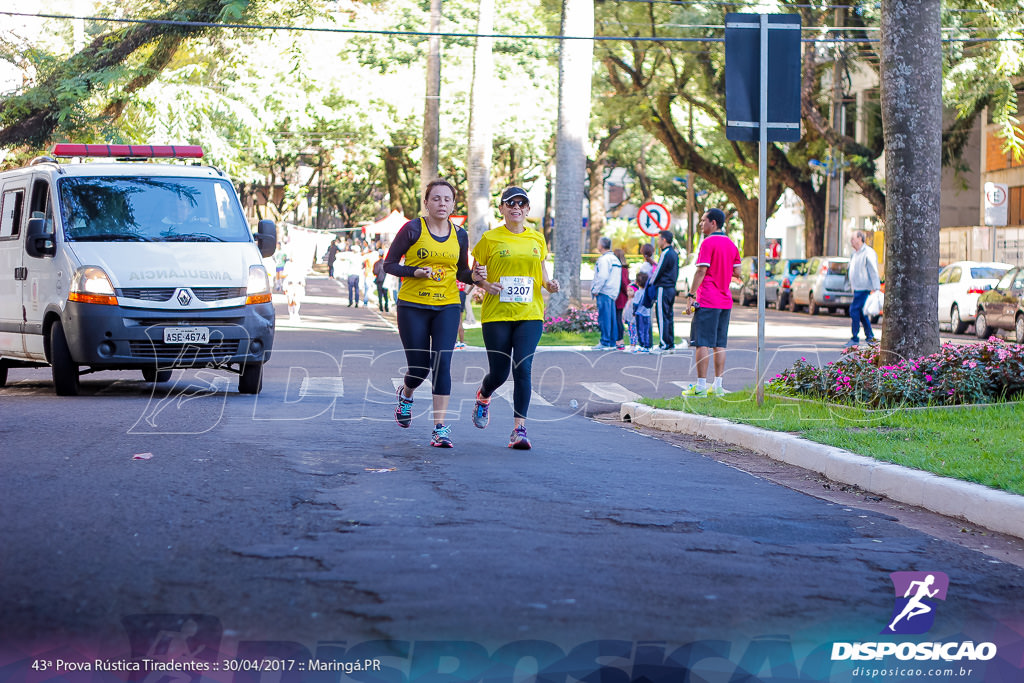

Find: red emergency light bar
<box><xmin>50</xmin><ymin>143</ymin><xmax>204</xmax><ymax>159</ymax></box>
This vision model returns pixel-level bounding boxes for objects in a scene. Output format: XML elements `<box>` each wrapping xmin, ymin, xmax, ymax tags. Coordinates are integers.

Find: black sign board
<box><xmin>725</xmin><ymin>13</ymin><xmax>802</xmax><ymax>142</ymax></box>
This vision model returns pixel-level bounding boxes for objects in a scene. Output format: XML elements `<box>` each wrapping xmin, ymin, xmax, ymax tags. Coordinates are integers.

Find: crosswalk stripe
<box><xmin>299</xmin><ymin>377</ymin><xmax>346</xmax><ymax>397</ymax></box>
<box><xmin>391</xmin><ymin>378</ymin><xmax>433</xmax><ymax>399</ymax></box>
<box><xmin>581</xmin><ymin>382</ymin><xmax>641</xmax><ymax>403</ymax></box>
<box><xmin>491</xmin><ymin>383</ymin><xmax>553</xmax><ymax>407</ymax></box>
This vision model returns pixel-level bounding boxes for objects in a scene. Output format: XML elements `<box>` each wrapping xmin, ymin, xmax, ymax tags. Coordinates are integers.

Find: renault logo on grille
<box><xmin>176</xmin><ymin>289</ymin><xmax>193</xmax><ymax>306</ymax></box>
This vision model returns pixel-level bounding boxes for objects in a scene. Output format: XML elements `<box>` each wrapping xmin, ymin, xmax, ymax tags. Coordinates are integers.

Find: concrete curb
<box><xmin>620</xmin><ymin>402</ymin><xmax>1024</xmax><ymax>541</ymax></box>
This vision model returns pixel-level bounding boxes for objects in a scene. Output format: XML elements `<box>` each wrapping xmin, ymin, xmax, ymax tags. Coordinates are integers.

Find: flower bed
<box><xmin>768</xmin><ymin>338</ymin><xmax>1024</xmax><ymax>408</ymax></box>
<box><xmin>543</xmin><ymin>305</ymin><xmax>599</xmax><ymax>334</ymax></box>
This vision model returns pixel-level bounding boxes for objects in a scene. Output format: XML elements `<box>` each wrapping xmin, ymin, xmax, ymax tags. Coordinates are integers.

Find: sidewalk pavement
<box><xmin>620</xmin><ymin>401</ymin><xmax>1024</xmax><ymax>541</ymax></box>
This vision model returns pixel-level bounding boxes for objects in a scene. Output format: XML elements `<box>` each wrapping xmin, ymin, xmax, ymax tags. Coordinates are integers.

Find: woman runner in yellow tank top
<box><xmin>382</xmin><ymin>179</ymin><xmax>482</xmax><ymax>448</ymax></box>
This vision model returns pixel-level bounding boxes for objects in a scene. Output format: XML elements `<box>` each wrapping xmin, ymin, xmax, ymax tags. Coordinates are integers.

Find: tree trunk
<box><xmin>420</xmin><ymin>0</ymin><xmax>442</xmax><ymax>195</ymax></box>
<box><xmin>542</xmin><ymin>156</ymin><xmax>556</xmax><ymax>247</ymax></box>
<box><xmin>466</xmin><ymin>0</ymin><xmax>495</xmax><ymax>248</ymax></box>
<box><xmin>586</xmin><ymin>127</ymin><xmax>622</xmax><ymax>253</ymax></box>
<box><xmin>880</xmin><ymin>0</ymin><xmax>942</xmax><ymax>361</ymax></box>
<box><xmin>586</xmin><ymin>160</ymin><xmax>605</xmax><ymax>254</ymax></box>
<box><xmin>384</xmin><ymin>146</ymin><xmax>405</xmax><ymax>215</ymax></box>
<box><xmin>549</xmin><ymin>0</ymin><xmax>594</xmax><ymax>314</ymax></box>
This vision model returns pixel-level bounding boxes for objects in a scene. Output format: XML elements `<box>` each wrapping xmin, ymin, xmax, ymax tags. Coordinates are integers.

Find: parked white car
<box><xmin>677</xmin><ymin>253</ymin><xmax>699</xmax><ymax>295</ymax></box>
<box><xmin>937</xmin><ymin>260</ymin><xmax>1013</xmax><ymax>334</ymax></box>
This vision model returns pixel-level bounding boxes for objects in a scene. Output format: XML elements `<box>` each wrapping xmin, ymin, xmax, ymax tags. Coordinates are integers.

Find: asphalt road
<box><xmin>1</xmin><ymin>277</ymin><xmax>1021</xmax><ymax>682</ymax></box>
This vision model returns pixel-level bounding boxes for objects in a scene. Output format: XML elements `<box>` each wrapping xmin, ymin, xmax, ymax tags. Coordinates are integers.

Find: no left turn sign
<box><xmin>637</xmin><ymin>201</ymin><xmax>671</xmax><ymax>237</ymax></box>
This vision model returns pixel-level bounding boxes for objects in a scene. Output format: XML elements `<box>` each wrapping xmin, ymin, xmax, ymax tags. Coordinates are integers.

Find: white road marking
<box><xmin>581</xmin><ymin>382</ymin><xmax>641</xmax><ymax>403</ymax></box>
<box><xmin>492</xmin><ymin>383</ymin><xmax>553</xmax><ymax>407</ymax></box>
<box><xmin>299</xmin><ymin>377</ymin><xmax>346</xmax><ymax>397</ymax></box>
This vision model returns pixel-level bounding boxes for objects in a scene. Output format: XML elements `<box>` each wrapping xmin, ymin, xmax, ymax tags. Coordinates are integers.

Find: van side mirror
<box><xmin>255</xmin><ymin>219</ymin><xmax>277</xmax><ymax>258</ymax></box>
<box><xmin>25</xmin><ymin>217</ymin><xmax>55</xmax><ymax>257</ymax></box>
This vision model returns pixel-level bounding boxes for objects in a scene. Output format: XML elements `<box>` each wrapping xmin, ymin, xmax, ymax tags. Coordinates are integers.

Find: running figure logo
<box><xmin>883</xmin><ymin>571</ymin><xmax>949</xmax><ymax>635</ymax></box>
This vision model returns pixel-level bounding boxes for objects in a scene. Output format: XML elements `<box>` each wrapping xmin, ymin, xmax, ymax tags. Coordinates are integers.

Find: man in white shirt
<box><xmin>848</xmin><ymin>230</ymin><xmax>882</xmax><ymax>346</ymax></box>
<box><xmin>590</xmin><ymin>236</ymin><xmax>622</xmax><ymax>350</ymax></box>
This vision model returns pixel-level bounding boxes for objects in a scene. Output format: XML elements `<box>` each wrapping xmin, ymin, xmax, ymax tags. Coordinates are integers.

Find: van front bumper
<box><xmin>62</xmin><ymin>301</ymin><xmax>275</xmax><ymax>368</ymax></box>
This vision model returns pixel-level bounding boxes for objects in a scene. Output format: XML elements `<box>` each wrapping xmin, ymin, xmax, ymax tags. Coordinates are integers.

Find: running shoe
<box><xmin>472</xmin><ymin>390</ymin><xmax>490</xmax><ymax>429</ymax></box>
<box><xmin>681</xmin><ymin>384</ymin><xmax>711</xmax><ymax>398</ymax></box>
<box><xmin>454</xmin><ymin>341</ymin><xmax>467</xmax><ymax>350</ymax></box>
<box><xmin>430</xmin><ymin>424</ymin><xmax>454</xmax><ymax>448</ymax></box>
<box><xmin>395</xmin><ymin>387</ymin><xmax>414</xmax><ymax>427</ymax></box>
<box><xmin>710</xmin><ymin>385</ymin><xmax>727</xmax><ymax>397</ymax></box>
<box><xmin>508</xmin><ymin>425</ymin><xmax>531</xmax><ymax>450</ymax></box>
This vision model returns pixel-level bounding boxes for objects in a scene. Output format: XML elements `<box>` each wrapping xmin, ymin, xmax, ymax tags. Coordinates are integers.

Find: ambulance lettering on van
<box><xmin>128</xmin><ymin>270</ymin><xmax>233</xmax><ymax>281</ymax></box>
<box><xmin>0</xmin><ymin>144</ymin><xmax>278</xmax><ymax>395</ymax></box>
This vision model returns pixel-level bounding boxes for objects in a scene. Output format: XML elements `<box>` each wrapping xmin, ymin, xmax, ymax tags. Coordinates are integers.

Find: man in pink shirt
<box><xmin>682</xmin><ymin>208</ymin><xmax>741</xmax><ymax>397</ymax></box>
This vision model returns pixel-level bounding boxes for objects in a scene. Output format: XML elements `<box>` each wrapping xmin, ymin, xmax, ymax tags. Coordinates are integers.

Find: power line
<box><xmin>1</xmin><ymin>10</ymin><xmax>1019</xmax><ymax>45</ymax></box>
<box><xmin>610</xmin><ymin>0</ymin><xmax>1024</xmax><ymax>14</ymax></box>
<box><xmin>0</xmin><ymin>10</ymin><xmax>720</xmax><ymax>43</ymax></box>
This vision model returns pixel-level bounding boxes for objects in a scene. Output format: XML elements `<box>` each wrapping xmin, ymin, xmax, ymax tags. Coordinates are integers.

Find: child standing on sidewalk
<box><xmin>632</xmin><ymin>271</ymin><xmax>653</xmax><ymax>353</ymax></box>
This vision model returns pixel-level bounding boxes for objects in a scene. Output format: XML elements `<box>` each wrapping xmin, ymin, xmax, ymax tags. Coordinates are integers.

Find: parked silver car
<box><xmin>787</xmin><ymin>256</ymin><xmax>852</xmax><ymax>315</ymax></box>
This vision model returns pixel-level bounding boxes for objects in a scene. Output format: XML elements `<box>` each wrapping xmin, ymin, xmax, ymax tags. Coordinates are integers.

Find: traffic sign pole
<box><xmin>725</xmin><ymin>12</ymin><xmax>801</xmax><ymax>407</ymax></box>
<box><xmin>757</xmin><ymin>15</ymin><xmax>768</xmax><ymax>407</ymax></box>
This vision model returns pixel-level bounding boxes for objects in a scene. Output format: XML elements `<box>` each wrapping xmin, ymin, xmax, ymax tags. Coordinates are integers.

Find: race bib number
<box><xmin>499</xmin><ymin>276</ymin><xmax>534</xmax><ymax>303</ymax></box>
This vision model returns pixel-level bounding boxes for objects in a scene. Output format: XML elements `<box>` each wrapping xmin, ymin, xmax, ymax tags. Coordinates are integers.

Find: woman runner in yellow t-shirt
<box><xmin>382</xmin><ymin>179</ymin><xmax>481</xmax><ymax>448</ymax></box>
<box><xmin>470</xmin><ymin>187</ymin><xmax>559</xmax><ymax>450</ymax></box>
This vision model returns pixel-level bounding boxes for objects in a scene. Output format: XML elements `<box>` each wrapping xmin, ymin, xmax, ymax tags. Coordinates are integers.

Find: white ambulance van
<box><xmin>0</xmin><ymin>143</ymin><xmax>277</xmax><ymax>395</ymax></box>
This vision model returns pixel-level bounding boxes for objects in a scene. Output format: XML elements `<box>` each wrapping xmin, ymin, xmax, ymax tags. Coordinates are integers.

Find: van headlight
<box><xmin>69</xmin><ymin>266</ymin><xmax>118</xmax><ymax>306</ymax></box>
<box><xmin>246</xmin><ymin>265</ymin><xmax>272</xmax><ymax>304</ymax></box>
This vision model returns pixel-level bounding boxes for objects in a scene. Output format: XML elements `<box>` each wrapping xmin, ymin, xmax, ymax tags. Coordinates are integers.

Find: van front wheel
<box><xmin>239</xmin><ymin>363</ymin><xmax>263</xmax><ymax>394</ymax></box>
<box><xmin>50</xmin><ymin>321</ymin><xmax>80</xmax><ymax>396</ymax></box>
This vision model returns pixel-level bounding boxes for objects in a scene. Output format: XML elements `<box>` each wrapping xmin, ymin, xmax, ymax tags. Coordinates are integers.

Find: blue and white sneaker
<box><xmin>395</xmin><ymin>387</ymin><xmax>414</xmax><ymax>428</ymax></box>
<box><xmin>473</xmin><ymin>390</ymin><xmax>490</xmax><ymax>429</ymax></box>
<box><xmin>430</xmin><ymin>424</ymin><xmax>454</xmax><ymax>448</ymax></box>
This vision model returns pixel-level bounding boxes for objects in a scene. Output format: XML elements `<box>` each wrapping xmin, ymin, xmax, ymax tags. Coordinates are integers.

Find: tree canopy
<box><xmin>1</xmin><ymin>0</ymin><xmax>1022</xmax><ymax>242</ymax></box>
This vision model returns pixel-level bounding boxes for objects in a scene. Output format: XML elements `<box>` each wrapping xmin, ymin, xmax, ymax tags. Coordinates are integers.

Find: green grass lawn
<box><xmin>644</xmin><ymin>391</ymin><xmax>1024</xmax><ymax>496</ymax></box>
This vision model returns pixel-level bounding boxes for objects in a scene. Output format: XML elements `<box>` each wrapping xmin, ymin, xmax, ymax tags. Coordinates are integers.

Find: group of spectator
<box><xmin>589</xmin><ymin>230</ymin><xmax>681</xmax><ymax>354</ymax></box>
<box><xmin>589</xmin><ymin>210</ymin><xmax>746</xmax><ymax>400</ymax></box>
<box><xmin>324</xmin><ymin>239</ymin><xmax>399</xmax><ymax>313</ymax></box>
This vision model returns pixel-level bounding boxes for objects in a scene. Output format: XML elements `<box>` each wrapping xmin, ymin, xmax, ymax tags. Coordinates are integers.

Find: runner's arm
<box><xmin>382</xmin><ymin>222</ymin><xmax>424</xmax><ymax>278</ymax></box>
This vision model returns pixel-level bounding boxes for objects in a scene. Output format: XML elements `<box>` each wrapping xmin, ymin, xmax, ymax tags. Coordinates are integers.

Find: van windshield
<box><xmin>58</xmin><ymin>176</ymin><xmax>252</xmax><ymax>243</ymax></box>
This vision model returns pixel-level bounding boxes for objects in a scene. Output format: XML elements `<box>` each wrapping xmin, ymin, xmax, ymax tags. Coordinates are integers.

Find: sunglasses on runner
<box><xmin>503</xmin><ymin>199</ymin><xmax>528</xmax><ymax>208</ymax></box>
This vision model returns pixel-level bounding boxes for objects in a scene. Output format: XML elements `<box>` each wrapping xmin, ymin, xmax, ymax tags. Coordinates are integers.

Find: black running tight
<box><xmin>479</xmin><ymin>319</ymin><xmax>543</xmax><ymax>419</ymax></box>
<box><xmin>396</xmin><ymin>304</ymin><xmax>461</xmax><ymax>395</ymax></box>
